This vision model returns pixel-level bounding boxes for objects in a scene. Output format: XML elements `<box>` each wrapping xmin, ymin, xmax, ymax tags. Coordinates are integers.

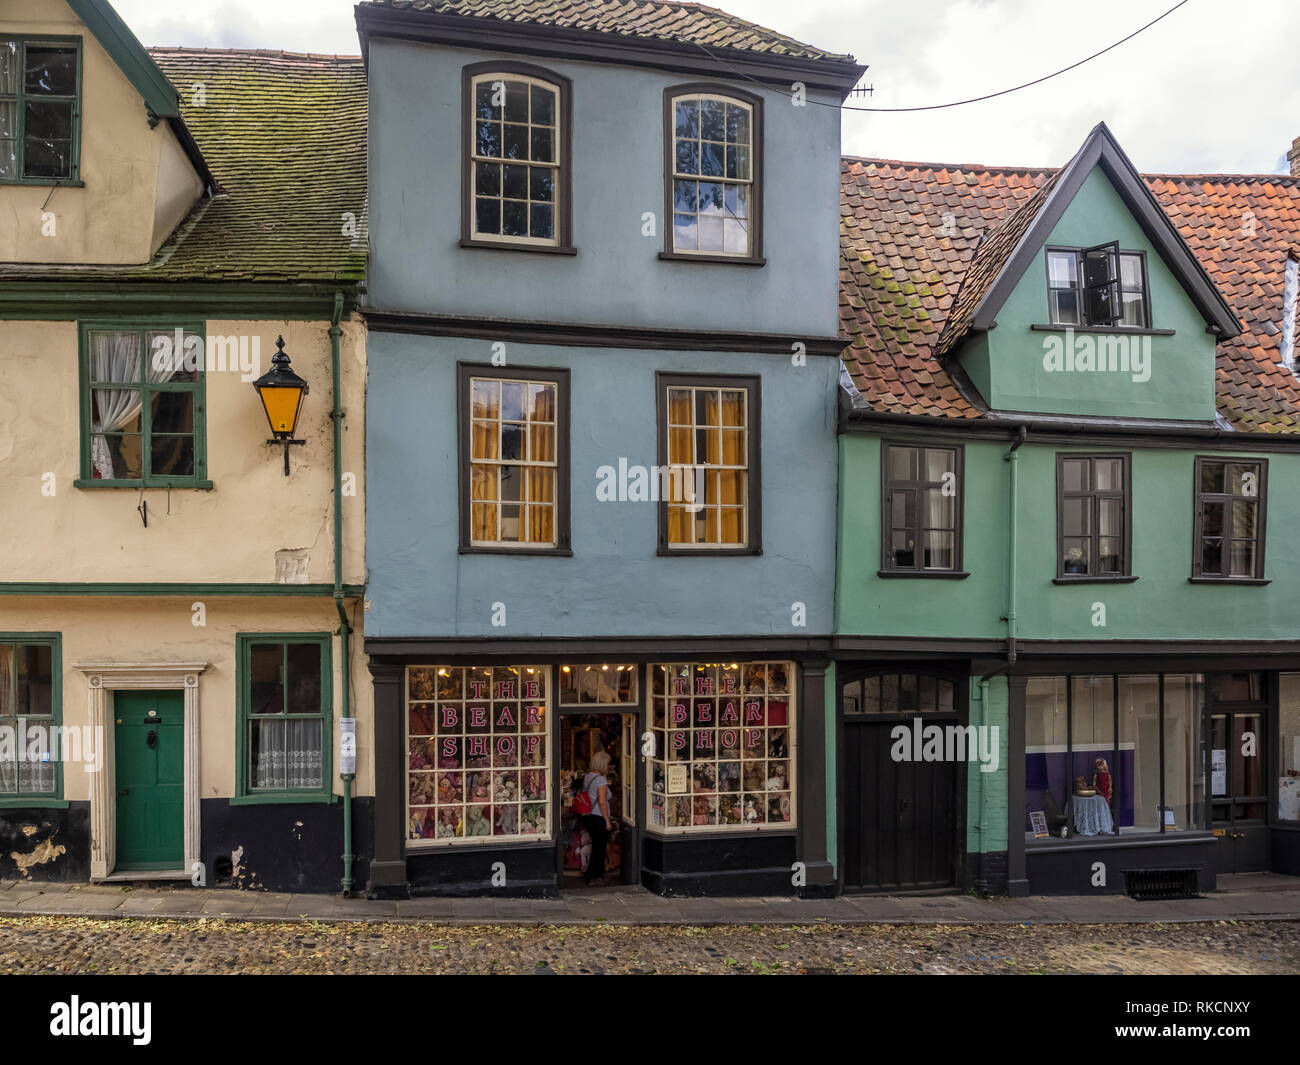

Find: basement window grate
<box><xmin>1123</xmin><ymin>867</ymin><xmax>1200</xmax><ymax>900</ymax></box>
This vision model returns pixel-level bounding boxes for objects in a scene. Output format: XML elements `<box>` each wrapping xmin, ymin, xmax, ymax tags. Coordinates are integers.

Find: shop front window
<box><xmin>1279</xmin><ymin>674</ymin><xmax>1300</xmax><ymax>822</ymax></box>
<box><xmin>1025</xmin><ymin>673</ymin><xmax>1205</xmax><ymax>841</ymax></box>
<box><xmin>406</xmin><ymin>665</ymin><xmax>550</xmax><ymax>844</ymax></box>
<box><xmin>648</xmin><ymin>661</ymin><xmax>794</xmax><ymax>832</ymax></box>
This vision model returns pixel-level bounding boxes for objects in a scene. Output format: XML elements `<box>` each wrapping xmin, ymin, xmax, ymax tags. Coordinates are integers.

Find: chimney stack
<box><xmin>1290</xmin><ymin>136</ymin><xmax>1300</xmax><ymax>177</ymax></box>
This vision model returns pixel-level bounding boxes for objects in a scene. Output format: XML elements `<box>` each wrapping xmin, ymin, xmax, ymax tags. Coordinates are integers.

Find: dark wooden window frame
<box><xmin>655</xmin><ymin>371</ymin><xmax>762</xmax><ymax>556</ymax></box>
<box><xmin>660</xmin><ymin>82</ymin><xmax>765</xmax><ymax>266</ymax></box>
<box><xmin>878</xmin><ymin>441</ymin><xmax>967</xmax><ymax>578</ymax></box>
<box><xmin>1190</xmin><ymin>455</ymin><xmax>1269</xmax><ymax>583</ymax></box>
<box><xmin>0</xmin><ymin>35</ymin><xmax>83</xmax><ymax>186</ymax></box>
<box><xmin>456</xmin><ymin>362</ymin><xmax>572</xmax><ymax>556</ymax></box>
<box><xmin>460</xmin><ymin>60</ymin><xmax>575</xmax><ymax>254</ymax></box>
<box><xmin>1054</xmin><ymin>452</ymin><xmax>1135</xmax><ymax>582</ymax></box>
<box><xmin>1044</xmin><ymin>245</ymin><xmax>1151</xmax><ymax>330</ymax></box>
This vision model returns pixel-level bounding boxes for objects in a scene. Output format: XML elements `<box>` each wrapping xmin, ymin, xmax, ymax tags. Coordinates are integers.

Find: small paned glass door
<box><xmin>1209</xmin><ymin>674</ymin><xmax>1269</xmax><ymax>874</ymax></box>
<box><xmin>114</xmin><ymin>691</ymin><xmax>185</xmax><ymax>870</ymax></box>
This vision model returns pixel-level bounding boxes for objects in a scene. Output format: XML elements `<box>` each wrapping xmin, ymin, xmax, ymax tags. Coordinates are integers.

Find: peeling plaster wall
<box><xmin>0</xmin><ymin>0</ymin><xmax>204</xmax><ymax>264</ymax></box>
<box><xmin>0</xmin><ymin>804</ymin><xmax>90</xmax><ymax>882</ymax></box>
<box><xmin>0</xmin><ymin>318</ymin><xmax>365</xmax><ymax>584</ymax></box>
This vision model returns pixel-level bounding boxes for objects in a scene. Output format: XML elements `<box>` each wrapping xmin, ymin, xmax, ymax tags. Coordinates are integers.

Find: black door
<box><xmin>841</xmin><ymin>671</ymin><xmax>965</xmax><ymax>892</ymax></box>
<box><xmin>1209</xmin><ymin>673</ymin><xmax>1270</xmax><ymax>873</ymax></box>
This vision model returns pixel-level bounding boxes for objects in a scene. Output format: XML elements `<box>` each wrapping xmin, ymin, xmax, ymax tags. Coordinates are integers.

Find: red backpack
<box><xmin>572</xmin><ymin>773</ymin><xmax>593</xmax><ymax>815</ymax></box>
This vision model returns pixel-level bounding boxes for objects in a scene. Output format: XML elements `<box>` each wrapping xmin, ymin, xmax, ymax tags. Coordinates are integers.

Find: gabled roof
<box><xmin>358</xmin><ymin>0</ymin><xmax>853</xmax><ymax>60</ymax></box>
<box><xmin>0</xmin><ymin>49</ymin><xmax>368</xmax><ymax>288</ymax></box>
<box><xmin>839</xmin><ymin>155</ymin><xmax>1300</xmax><ymax>432</ymax></box>
<box><xmin>66</xmin><ymin>0</ymin><xmax>212</xmax><ymax>186</ymax></box>
<box><xmin>936</xmin><ymin>122</ymin><xmax>1241</xmax><ymax>357</ymax></box>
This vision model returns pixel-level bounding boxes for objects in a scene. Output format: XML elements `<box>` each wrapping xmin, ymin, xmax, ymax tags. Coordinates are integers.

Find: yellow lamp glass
<box><xmin>259</xmin><ymin>385</ymin><xmax>305</xmax><ymax>435</ymax></box>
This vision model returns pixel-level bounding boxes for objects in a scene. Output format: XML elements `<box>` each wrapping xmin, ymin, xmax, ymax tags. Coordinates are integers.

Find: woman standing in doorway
<box><xmin>583</xmin><ymin>750</ymin><xmax>613</xmax><ymax>885</ymax></box>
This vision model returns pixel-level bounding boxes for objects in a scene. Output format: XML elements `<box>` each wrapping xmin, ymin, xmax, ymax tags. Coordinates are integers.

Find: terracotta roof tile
<box><xmin>840</xmin><ymin>157</ymin><xmax>1300</xmax><ymax>431</ymax></box>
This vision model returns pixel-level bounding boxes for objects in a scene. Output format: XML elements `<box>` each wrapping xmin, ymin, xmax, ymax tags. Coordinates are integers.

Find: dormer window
<box><xmin>0</xmin><ymin>38</ymin><xmax>80</xmax><ymax>183</ymax></box>
<box><xmin>664</xmin><ymin>86</ymin><xmax>763</xmax><ymax>263</ymax></box>
<box><xmin>1047</xmin><ymin>244</ymin><xmax>1148</xmax><ymax>328</ymax></box>
<box><xmin>463</xmin><ymin>64</ymin><xmax>571</xmax><ymax>251</ymax></box>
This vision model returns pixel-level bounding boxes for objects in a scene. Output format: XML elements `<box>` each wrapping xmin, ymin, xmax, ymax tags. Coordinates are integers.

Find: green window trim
<box><xmin>235</xmin><ymin>633</ymin><xmax>333</xmax><ymax>803</ymax></box>
<box><xmin>0</xmin><ymin>633</ymin><xmax>63</xmax><ymax>804</ymax></box>
<box><xmin>0</xmin><ymin>36</ymin><xmax>82</xmax><ymax>186</ymax></box>
<box><xmin>76</xmin><ymin>320</ymin><xmax>208</xmax><ymax>488</ymax></box>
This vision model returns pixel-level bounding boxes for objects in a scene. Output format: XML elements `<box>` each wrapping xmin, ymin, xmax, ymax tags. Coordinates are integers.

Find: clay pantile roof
<box><xmin>360</xmin><ymin>0</ymin><xmax>855</xmax><ymax>62</ymax></box>
<box><xmin>0</xmin><ymin>49</ymin><xmax>367</xmax><ymax>285</ymax></box>
<box><xmin>840</xmin><ymin>157</ymin><xmax>1300</xmax><ymax>432</ymax></box>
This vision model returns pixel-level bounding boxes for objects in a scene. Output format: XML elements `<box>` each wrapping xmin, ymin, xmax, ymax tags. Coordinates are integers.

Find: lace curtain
<box><xmin>89</xmin><ymin>331</ymin><xmax>176</xmax><ymax>479</ymax></box>
<box><xmin>253</xmin><ymin>719</ymin><xmax>323</xmax><ymax>790</ymax></box>
<box><xmin>0</xmin><ymin>42</ymin><xmax>16</xmax><ymax>179</ymax></box>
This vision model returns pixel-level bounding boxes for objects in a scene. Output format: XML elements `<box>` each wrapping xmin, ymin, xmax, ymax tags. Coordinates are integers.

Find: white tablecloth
<box><xmin>1071</xmin><ymin>794</ymin><xmax>1114</xmax><ymax>836</ymax></box>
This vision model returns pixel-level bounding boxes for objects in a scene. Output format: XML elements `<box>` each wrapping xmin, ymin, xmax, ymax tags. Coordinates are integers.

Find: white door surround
<box><xmin>74</xmin><ymin>663</ymin><xmax>208</xmax><ymax>881</ymax></box>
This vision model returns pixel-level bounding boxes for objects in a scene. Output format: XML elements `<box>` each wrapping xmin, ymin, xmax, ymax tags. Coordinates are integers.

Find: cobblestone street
<box><xmin>1</xmin><ymin>916</ymin><xmax>1296</xmax><ymax>974</ymax></box>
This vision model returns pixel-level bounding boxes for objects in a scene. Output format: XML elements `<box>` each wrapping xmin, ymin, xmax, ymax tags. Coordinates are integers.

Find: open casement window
<box><xmin>78</xmin><ymin>325</ymin><xmax>207</xmax><ymax>487</ymax></box>
<box><xmin>1047</xmin><ymin>244</ymin><xmax>1148</xmax><ymax>328</ymax></box>
<box><xmin>881</xmin><ymin>444</ymin><xmax>963</xmax><ymax>573</ymax></box>
<box><xmin>1057</xmin><ymin>454</ymin><xmax>1131</xmax><ymax>578</ymax></box>
<box><xmin>458</xmin><ymin>365</ymin><xmax>570</xmax><ymax>553</ymax></box>
<box><xmin>236</xmin><ymin>635</ymin><xmax>332</xmax><ymax>802</ymax></box>
<box><xmin>1193</xmin><ymin>457</ymin><xmax>1267</xmax><ymax>580</ymax></box>
<box><xmin>666</xmin><ymin>87</ymin><xmax>761</xmax><ymax>261</ymax></box>
<box><xmin>465</xmin><ymin>66</ymin><xmax>569</xmax><ymax>248</ymax></box>
<box><xmin>0</xmin><ymin>637</ymin><xmax>60</xmax><ymax>802</ymax></box>
<box><xmin>658</xmin><ymin>373</ymin><xmax>760</xmax><ymax>553</ymax></box>
<box><xmin>0</xmin><ymin>38</ymin><xmax>80</xmax><ymax>182</ymax></box>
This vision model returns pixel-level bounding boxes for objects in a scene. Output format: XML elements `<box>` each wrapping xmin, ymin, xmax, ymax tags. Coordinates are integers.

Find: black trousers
<box><xmin>581</xmin><ymin>815</ymin><xmax>609</xmax><ymax>881</ymax></box>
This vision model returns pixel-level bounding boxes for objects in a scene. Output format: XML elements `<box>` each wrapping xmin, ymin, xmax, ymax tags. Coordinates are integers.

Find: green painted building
<box><xmin>835</xmin><ymin>123</ymin><xmax>1300</xmax><ymax>896</ymax></box>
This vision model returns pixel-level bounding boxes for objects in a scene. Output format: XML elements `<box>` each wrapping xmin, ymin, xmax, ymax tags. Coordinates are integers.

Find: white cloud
<box><xmin>112</xmin><ymin>0</ymin><xmax>1300</xmax><ymax>173</ymax></box>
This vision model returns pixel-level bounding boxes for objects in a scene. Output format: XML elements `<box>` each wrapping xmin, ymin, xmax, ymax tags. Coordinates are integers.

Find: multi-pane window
<box><xmin>0</xmin><ymin>638</ymin><xmax>58</xmax><ymax>799</ymax></box>
<box><xmin>238</xmin><ymin>635</ymin><xmax>331</xmax><ymax>798</ymax></box>
<box><xmin>469</xmin><ymin>72</ymin><xmax>562</xmax><ymax>245</ymax></box>
<box><xmin>882</xmin><ymin>444</ymin><xmax>962</xmax><ymax>572</ymax></box>
<box><xmin>407</xmin><ymin>666</ymin><xmax>550</xmax><ymax>844</ymax></box>
<box><xmin>1058</xmin><ymin>454</ymin><xmax>1129</xmax><ymax>577</ymax></box>
<box><xmin>80</xmin><ymin>325</ymin><xmax>205</xmax><ymax>485</ymax></box>
<box><xmin>669</xmin><ymin>92</ymin><xmax>757</xmax><ymax>257</ymax></box>
<box><xmin>661</xmin><ymin>376</ymin><xmax>756</xmax><ymax>550</ymax></box>
<box><xmin>1193</xmin><ymin>457</ymin><xmax>1266</xmax><ymax>579</ymax></box>
<box><xmin>1047</xmin><ymin>245</ymin><xmax>1148</xmax><ymax>328</ymax></box>
<box><xmin>647</xmin><ymin>662</ymin><xmax>793</xmax><ymax>832</ymax></box>
<box><xmin>0</xmin><ymin>39</ymin><xmax>79</xmax><ymax>181</ymax></box>
<box><xmin>1025</xmin><ymin>673</ymin><xmax>1204</xmax><ymax>841</ymax></box>
<box><xmin>465</xmin><ymin>371</ymin><xmax>563</xmax><ymax>548</ymax></box>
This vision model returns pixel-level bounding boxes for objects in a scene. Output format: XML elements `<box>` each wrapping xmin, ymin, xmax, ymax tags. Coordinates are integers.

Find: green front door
<box><xmin>114</xmin><ymin>691</ymin><xmax>184</xmax><ymax>870</ymax></box>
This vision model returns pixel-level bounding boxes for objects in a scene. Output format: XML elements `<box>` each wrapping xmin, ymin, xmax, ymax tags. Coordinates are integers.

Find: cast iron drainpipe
<box><xmin>329</xmin><ymin>291</ymin><xmax>355</xmax><ymax>897</ymax></box>
<box><xmin>971</xmin><ymin>426</ymin><xmax>1026</xmax><ymax>893</ymax></box>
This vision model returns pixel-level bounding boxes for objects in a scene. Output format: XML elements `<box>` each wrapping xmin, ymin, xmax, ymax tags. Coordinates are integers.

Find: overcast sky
<box><xmin>112</xmin><ymin>0</ymin><xmax>1300</xmax><ymax>174</ymax></box>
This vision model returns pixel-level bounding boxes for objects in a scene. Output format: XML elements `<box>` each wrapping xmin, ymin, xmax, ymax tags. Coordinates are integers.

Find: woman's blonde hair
<box><xmin>589</xmin><ymin>750</ymin><xmax>611</xmax><ymax>775</ymax></box>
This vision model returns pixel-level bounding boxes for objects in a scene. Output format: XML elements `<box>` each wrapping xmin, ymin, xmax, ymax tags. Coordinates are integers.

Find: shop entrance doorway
<box><xmin>1208</xmin><ymin>673</ymin><xmax>1270</xmax><ymax>874</ymax></box>
<box><xmin>557</xmin><ymin>713</ymin><xmax>639</xmax><ymax>889</ymax></box>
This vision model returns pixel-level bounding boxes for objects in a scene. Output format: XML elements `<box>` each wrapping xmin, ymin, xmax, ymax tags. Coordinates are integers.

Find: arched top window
<box><xmin>664</xmin><ymin>85</ymin><xmax>762</xmax><ymax>262</ymax></box>
<box><xmin>463</xmin><ymin>64</ymin><xmax>571</xmax><ymax>250</ymax></box>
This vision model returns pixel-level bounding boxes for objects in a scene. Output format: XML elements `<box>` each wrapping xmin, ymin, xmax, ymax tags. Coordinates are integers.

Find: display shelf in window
<box><xmin>406</xmin><ymin>665</ymin><xmax>550</xmax><ymax>845</ymax></box>
<box><xmin>647</xmin><ymin>661</ymin><xmax>794</xmax><ymax>833</ymax></box>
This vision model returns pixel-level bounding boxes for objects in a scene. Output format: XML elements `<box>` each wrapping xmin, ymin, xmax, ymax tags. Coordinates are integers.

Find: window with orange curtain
<box><xmin>467</xmin><ymin>374</ymin><xmax>559</xmax><ymax>547</ymax></box>
<box><xmin>661</xmin><ymin>375</ymin><xmax>755</xmax><ymax>549</ymax></box>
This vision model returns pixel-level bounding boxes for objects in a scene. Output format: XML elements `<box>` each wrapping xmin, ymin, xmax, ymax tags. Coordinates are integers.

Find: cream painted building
<box><xmin>0</xmin><ymin>0</ymin><xmax>371</xmax><ymax>892</ymax></box>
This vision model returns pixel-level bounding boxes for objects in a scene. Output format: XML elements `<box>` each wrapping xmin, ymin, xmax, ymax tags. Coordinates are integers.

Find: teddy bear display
<box><xmin>521</xmin><ymin>803</ymin><xmax>545</xmax><ymax>834</ymax></box>
<box><xmin>493</xmin><ymin>773</ymin><xmax>518</xmax><ymax>803</ymax></box>
<box><xmin>743</xmin><ymin>797</ymin><xmax>761</xmax><ymax>824</ymax></box>
<box><xmin>437</xmin><ymin>772</ymin><xmax>462</xmax><ymax>804</ymax></box>
<box><xmin>769</xmin><ymin>729</ymin><xmax>788</xmax><ymax>758</ymax></box>
<box><xmin>743</xmin><ymin>763</ymin><xmax>765</xmax><ymax>791</ymax></box>
<box><xmin>719</xmin><ymin>795</ymin><xmax>741</xmax><ymax>824</ymax></box>
<box><xmin>465</xmin><ymin>805</ymin><xmax>491</xmax><ymax>837</ymax></box>
<box><xmin>692</xmin><ymin>763</ymin><xmax>717</xmax><ymax>793</ymax></box>
<box><xmin>436</xmin><ymin>809</ymin><xmax>460</xmax><ymax>838</ymax></box>
<box><xmin>765</xmin><ymin>762</ymin><xmax>788</xmax><ymax>792</ymax></box>
<box><xmin>719</xmin><ymin>762</ymin><xmax>741</xmax><ymax>791</ymax></box>
<box><xmin>495</xmin><ymin>804</ymin><xmax>518</xmax><ymax>835</ymax></box>
<box><xmin>1093</xmin><ymin>757</ymin><xmax>1113</xmax><ymax>802</ymax></box>
<box><xmin>409</xmin><ymin>775</ymin><xmax>435</xmax><ymax>805</ymax></box>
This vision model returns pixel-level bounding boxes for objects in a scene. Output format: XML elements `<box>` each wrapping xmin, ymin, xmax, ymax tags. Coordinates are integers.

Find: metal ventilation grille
<box><xmin>1124</xmin><ymin>868</ymin><xmax>1200</xmax><ymax>900</ymax></box>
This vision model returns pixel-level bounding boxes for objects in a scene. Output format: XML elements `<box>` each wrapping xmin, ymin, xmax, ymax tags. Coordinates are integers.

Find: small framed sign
<box><xmin>1157</xmin><ymin>804</ymin><xmax>1176</xmax><ymax>830</ymax></box>
<box><xmin>667</xmin><ymin>764</ymin><xmax>690</xmax><ymax>795</ymax></box>
<box><xmin>1029</xmin><ymin>810</ymin><xmax>1049</xmax><ymax>839</ymax></box>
